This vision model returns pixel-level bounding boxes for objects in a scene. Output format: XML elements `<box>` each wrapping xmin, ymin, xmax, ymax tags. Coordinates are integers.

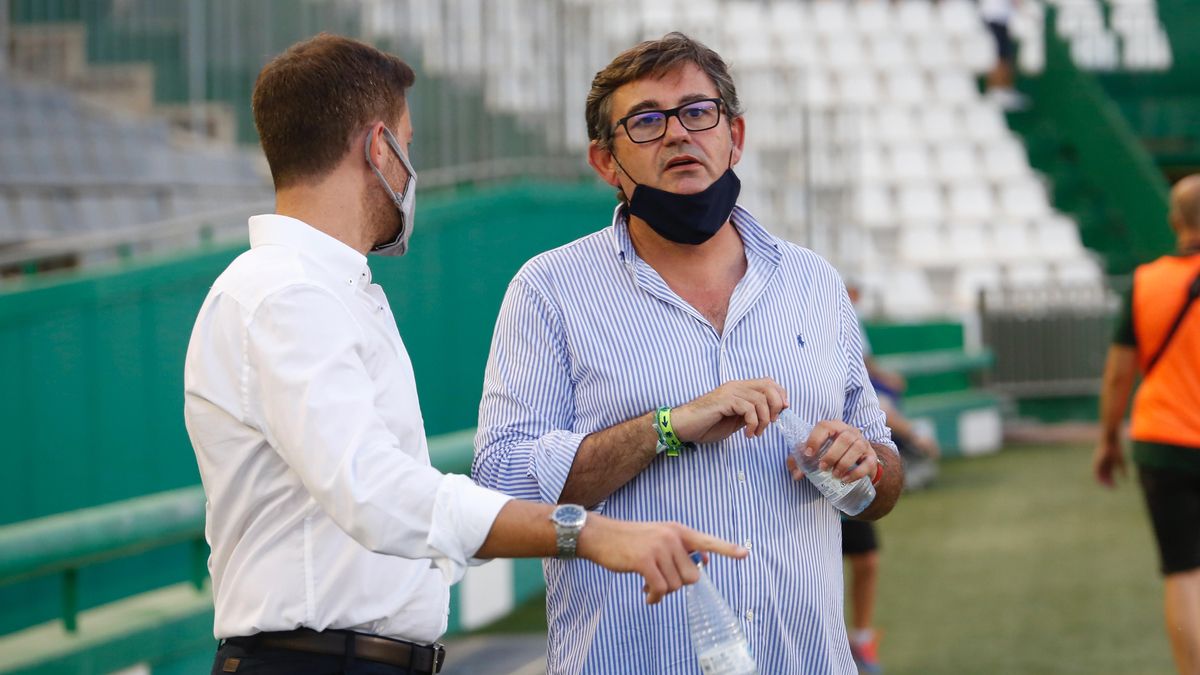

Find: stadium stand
<box><xmin>0</xmin><ymin>73</ymin><xmax>269</xmax><ymax>271</ymax></box>
<box><xmin>0</xmin><ymin>0</ymin><xmax>1189</xmax><ymax>672</ymax></box>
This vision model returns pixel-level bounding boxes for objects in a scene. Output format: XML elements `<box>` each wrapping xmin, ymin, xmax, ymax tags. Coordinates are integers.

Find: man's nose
<box><xmin>662</xmin><ymin>114</ymin><xmax>690</xmax><ymax>143</ymax></box>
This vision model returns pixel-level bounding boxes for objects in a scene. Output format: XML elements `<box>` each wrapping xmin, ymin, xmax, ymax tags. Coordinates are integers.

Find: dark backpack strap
<box><xmin>1144</xmin><ymin>267</ymin><xmax>1200</xmax><ymax>375</ymax></box>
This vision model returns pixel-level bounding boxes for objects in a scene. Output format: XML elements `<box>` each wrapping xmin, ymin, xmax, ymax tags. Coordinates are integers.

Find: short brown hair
<box><xmin>585</xmin><ymin>32</ymin><xmax>743</xmax><ymax>150</ymax></box>
<box><xmin>252</xmin><ymin>33</ymin><xmax>415</xmax><ymax>190</ymax></box>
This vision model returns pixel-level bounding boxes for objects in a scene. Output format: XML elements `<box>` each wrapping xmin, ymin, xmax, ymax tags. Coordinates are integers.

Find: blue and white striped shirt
<box><xmin>473</xmin><ymin>205</ymin><xmax>894</xmax><ymax>674</ymax></box>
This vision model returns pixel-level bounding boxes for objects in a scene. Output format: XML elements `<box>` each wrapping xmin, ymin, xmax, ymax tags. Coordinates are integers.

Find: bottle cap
<box><xmin>689</xmin><ymin>551</ymin><xmax>703</xmax><ymax>565</ymax></box>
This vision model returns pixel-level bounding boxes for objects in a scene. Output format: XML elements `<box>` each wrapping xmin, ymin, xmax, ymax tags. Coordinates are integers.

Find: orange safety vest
<box><xmin>1130</xmin><ymin>253</ymin><xmax>1200</xmax><ymax>447</ymax></box>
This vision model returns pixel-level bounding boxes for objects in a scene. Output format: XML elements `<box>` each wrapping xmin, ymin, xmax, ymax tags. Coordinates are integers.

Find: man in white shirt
<box><xmin>184</xmin><ymin>33</ymin><xmax>745</xmax><ymax>675</ymax></box>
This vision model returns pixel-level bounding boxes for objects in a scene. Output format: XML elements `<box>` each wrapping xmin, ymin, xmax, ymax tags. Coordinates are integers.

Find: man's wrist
<box><xmin>652</xmin><ymin>406</ymin><xmax>692</xmax><ymax>456</ymax></box>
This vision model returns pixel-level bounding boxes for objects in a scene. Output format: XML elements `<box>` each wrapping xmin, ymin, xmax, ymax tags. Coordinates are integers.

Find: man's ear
<box><xmin>729</xmin><ymin>115</ymin><xmax>746</xmax><ymax>167</ymax></box>
<box><xmin>587</xmin><ymin>140</ymin><xmax>620</xmax><ymax>188</ymax></box>
<box><xmin>365</xmin><ymin>122</ymin><xmax>389</xmax><ymax>169</ymax></box>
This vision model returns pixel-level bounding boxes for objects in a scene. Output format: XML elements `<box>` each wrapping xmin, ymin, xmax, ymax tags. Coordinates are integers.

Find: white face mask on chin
<box><xmin>365</xmin><ymin>126</ymin><xmax>417</xmax><ymax>256</ymax></box>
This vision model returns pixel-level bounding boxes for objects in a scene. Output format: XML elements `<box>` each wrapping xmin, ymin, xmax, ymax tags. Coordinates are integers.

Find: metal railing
<box><xmin>0</xmin><ymin>428</ymin><xmax>478</xmax><ymax>633</ymax></box>
<box><xmin>979</xmin><ymin>282</ymin><xmax>1119</xmax><ymax>397</ymax></box>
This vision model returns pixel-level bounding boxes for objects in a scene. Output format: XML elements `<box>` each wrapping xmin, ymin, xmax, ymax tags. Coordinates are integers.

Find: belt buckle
<box><xmin>432</xmin><ymin>643</ymin><xmax>446</xmax><ymax>673</ymax></box>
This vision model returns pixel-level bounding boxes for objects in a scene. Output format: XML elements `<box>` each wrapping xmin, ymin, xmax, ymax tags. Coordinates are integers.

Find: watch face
<box><xmin>554</xmin><ymin>504</ymin><xmax>587</xmax><ymax>528</ymax></box>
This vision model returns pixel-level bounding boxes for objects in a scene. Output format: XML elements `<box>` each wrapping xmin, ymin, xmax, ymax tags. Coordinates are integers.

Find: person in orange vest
<box><xmin>1095</xmin><ymin>174</ymin><xmax>1200</xmax><ymax>675</ymax></box>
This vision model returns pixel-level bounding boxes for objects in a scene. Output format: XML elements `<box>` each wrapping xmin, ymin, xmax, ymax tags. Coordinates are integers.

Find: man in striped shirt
<box><xmin>473</xmin><ymin>32</ymin><xmax>903</xmax><ymax>674</ymax></box>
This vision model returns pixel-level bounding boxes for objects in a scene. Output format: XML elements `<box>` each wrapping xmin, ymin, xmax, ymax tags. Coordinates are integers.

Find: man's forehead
<box><xmin>611</xmin><ymin>62</ymin><xmax>718</xmax><ymax>115</ymax></box>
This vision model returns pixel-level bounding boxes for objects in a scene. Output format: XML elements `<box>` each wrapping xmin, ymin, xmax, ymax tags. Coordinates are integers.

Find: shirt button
<box><xmin>743</xmin><ymin>539</ymin><xmax>752</xmax><ymax>550</ymax></box>
<box><xmin>737</xmin><ymin>470</ymin><xmax>746</xmax><ymax>483</ymax></box>
<box><xmin>744</xmin><ymin>610</ymin><xmax>754</xmax><ymax>621</ymax></box>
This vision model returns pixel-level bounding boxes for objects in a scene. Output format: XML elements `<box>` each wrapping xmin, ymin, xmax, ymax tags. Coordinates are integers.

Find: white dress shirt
<box><xmin>184</xmin><ymin>214</ymin><xmax>511</xmax><ymax>643</ymax></box>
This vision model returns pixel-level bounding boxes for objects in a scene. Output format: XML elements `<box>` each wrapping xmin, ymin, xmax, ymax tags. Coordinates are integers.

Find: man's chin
<box><xmin>657</xmin><ymin>176</ymin><xmax>714</xmax><ymax>195</ymax></box>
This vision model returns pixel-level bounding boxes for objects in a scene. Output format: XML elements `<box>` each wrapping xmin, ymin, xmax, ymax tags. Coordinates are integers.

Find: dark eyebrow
<box><xmin>620</xmin><ymin>93</ymin><xmax>716</xmax><ymax>119</ymax></box>
<box><xmin>622</xmin><ymin>99</ymin><xmax>663</xmax><ymax>118</ymax></box>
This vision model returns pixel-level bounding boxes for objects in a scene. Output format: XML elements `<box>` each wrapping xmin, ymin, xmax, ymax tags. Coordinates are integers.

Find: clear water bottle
<box><xmin>686</xmin><ymin>552</ymin><xmax>758</xmax><ymax>675</ymax></box>
<box><xmin>777</xmin><ymin>409</ymin><xmax>876</xmax><ymax>516</ymax></box>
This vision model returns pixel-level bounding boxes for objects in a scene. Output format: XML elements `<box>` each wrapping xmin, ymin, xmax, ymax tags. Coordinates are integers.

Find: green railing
<box><xmin>0</xmin><ymin>487</ymin><xmax>206</xmax><ymax>634</ymax></box>
<box><xmin>0</xmin><ymin>428</ymin><xmax>477</xmax><ymax>635</ymax></box>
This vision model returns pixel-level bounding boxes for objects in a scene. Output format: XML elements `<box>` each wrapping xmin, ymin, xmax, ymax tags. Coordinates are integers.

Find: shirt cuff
<box><xmin>426</xmin><ymin>474</ymin><xmax>512</xmax><ymax>584</ymax></box>
<box><xmin>529</xmin><ymin>430</ymin><xmax>587</xmax><ymax>505</ymax></box>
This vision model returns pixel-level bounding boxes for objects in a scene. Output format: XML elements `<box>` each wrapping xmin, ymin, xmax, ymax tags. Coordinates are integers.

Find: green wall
<box><xmin>0</xmin><ymin>179</ymin><xmax>614</xmax><ymax>633</ymax></box>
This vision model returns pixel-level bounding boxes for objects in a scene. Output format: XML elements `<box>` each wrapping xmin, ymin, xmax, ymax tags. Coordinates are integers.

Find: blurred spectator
<box><xmin>1094</xmin><ymin>174</ymin><xmax>1200</xmax><ymax>675</ymax></box>
<box><xmin>980</xmin><ymin>0</ymin><xmax>1030</xmax><ymax>111</ymax></box>
<box><xmin>843</xmin><ymin>517</ymin><xmax>884</xmax><ymax>674</ymax></box>
<box><xmin>840</xmin><ymin>281</ymin><xmax>944</xmax><ymax>674</ymax></box>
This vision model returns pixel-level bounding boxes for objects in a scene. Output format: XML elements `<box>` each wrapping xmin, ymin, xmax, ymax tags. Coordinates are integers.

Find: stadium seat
<box><xmin>1005</xmin><ymin>261</ymin><xmax>1053</xmax><ymax>287</ymax></box>
<box><xmin>999</xmin><ymin>178</ymin><xmax>1052</xmax><ymax>219</ymax></box>
<box><xmin>990</xmin><ymin>221</ymin><xmax>1034</xmax><ymax>261</ymax></box>
<box><xmin>879</xmin><ymin>268</ymin><xmax>941</xmax><ymax>319</ymax></box>
<box><xmin>856</xmin><ymin>186</ymin><xmax>894</xmax><ymax>229</ymax></box>
<box><xmin>875</xmin><ymin>107</ymin><xmax>918</xmax><ymax>142</ymax></box>
<box><xmin>1053</xmin><ymin>258</ymin><xmax>1104</xmax><ymax>286</ymax></box>
<box><xmin>811</xmin><ymin>0</ymin><xmax>852</xmax><ymax>36</ymax></box>
<box><xmin>938</xmin><ymin>0</ymin><xmax>985</xmax><ymax>39</ymax></box>
<box><xmin>901</xmin><ymin>225</ymin><xmax>952</xmax><ymax>267</ymax></box>
<box><xmin>888</xmin><ymin>144</ymin><xmax>934</xmax><ymax>184</ymax></box>
<box><xmin>898</xmin><ymin>185</ymin><xmax>945</xmax><ymax>223</ymax></box>
<box><xmin>932</xmin><ymin>71</ymin><xmax>979</xmax><ymax>105</ymax></box>
<box><xmin>1033</xmin><ymin>215</ymin><xmax>1085</xmax><ymax>258</ymax></box>
<box><xmin>918</xmin><ymin>107</ymin><xmax>964</xmax><ymax>145</ymax></box>
<box><xmin>869</xmin><ymin>35</ymin><xmax>913</xmax><ymax>74</ymax></box>
<box><xmin>896</xmin><ymin>1</ymin><xmax>936</xmax><ymax>37</ymax></box>
<box><xmin>852</xmin><ymin>0</ymin><xmax>894</xmax><ymax>37</ymax></box>
<box><xmin>949</xmin><ymin>224</ymin><xmax>988</xmax><ymax>262</ymax></box>
<box><xmin>934</xmin><ymin>144</ymin><xmax>982</xmax><ymax>184</ymax></box>
<box><xmin>885</xmin><ymin>72</ymin><xmax>931</xmax><ymax>106</ymax></box>
<box><xmin>982</xmin><ymin>138</ymin><xmax>1032</xmax><ymax>183</ymax></box>
<box><xmin>915</xmin><ymin>33</ymin><xmax>957</xmax><ymax>72</ymax></box>
<box><xmin>963</xmin><ymin>104</ymin><xmax>1009</xmax><ymax>142</ymax></box>
<box><xmin>948</xmin><ymin>183</ymin><xmax>996</xmax><ymax>223</ymax></box>
<box><xmin>954</xmin><ymin>262</ymin><xmax>1002</xmax><ymax>307</ymax></box>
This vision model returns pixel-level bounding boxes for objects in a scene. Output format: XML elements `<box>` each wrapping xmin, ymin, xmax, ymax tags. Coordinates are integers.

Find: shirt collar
<box><xmin>608</xmin><ymin>203</ymin><xmax>782</xmax><ymax>268</ymax></box>
<box><xmin>248</xmin><ymin>214</ymin><xmax>372</xmax><ymax>284</ymax></box>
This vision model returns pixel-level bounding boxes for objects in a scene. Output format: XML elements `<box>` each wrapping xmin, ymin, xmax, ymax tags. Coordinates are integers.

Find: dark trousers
<box><xmin>211</xmin><ymin>638</ymin><xmax>420</xmax><ymax>675</ymax></box>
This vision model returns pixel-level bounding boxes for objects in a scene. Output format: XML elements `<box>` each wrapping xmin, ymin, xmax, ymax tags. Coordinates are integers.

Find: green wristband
<box><xmin>653</xmin><ymin>406</ymin><xmax>685</xmax><ymax>457</ymax></box>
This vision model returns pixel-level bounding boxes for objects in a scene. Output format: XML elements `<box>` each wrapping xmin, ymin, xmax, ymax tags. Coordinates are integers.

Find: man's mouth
<box><xmin>664</xmin><ymin>156</ymin><xmax>702</xmax><ymax>171</ymax></box>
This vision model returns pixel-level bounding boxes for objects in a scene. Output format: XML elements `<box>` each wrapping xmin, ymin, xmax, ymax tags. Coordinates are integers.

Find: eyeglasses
<box><xmin>613</xmin><ymin>98</ymin><xmax>723</xmax><ymax>144</ymax></box>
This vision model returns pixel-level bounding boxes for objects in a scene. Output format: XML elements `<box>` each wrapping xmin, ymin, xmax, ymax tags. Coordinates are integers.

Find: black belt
<box><xmin>226</xmin><ymin>628</ymin><xmax>445</xmax><ymax>673</ymax></box>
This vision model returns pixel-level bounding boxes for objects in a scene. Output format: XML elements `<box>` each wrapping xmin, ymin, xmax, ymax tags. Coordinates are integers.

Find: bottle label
<box><xmin>697</xmin><ymin>642</ymin><xmax>757</xmax><ymax>674</ymax></box>
<box><xmin>808</xmin><ymin>468</ymin><xmax>858</xmax><ymax>500</ymax></box>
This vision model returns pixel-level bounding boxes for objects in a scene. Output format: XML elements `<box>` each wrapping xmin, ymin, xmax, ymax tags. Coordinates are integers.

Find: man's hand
<box><xmin>784</xmin><ymin>420</ymin><xmax>878</xmax><ymax>483</ymax></box>
<box><xmin>1093</xmin><ymin>438</ymin><xmax>1127</xmax><ymax>488</ymax></box>
<box><xmin>576</xmin><ymin>515</ymin><xmax>748</xmax><ymax>604</ymax></box>
<box><xmin>670</xmin><ymin>378</ymin><xmax>789</xmax><ymax>445</ymax></box>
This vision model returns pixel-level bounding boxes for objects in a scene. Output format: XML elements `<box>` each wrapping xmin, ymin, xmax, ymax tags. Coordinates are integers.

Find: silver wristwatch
<box><xmin>550</xmin><ymin>504</ymin><xmax>587</xmax><ymax>559</ymax></box>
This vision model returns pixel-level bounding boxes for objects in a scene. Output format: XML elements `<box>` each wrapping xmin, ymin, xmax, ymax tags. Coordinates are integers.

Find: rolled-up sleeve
<box><xmin>473</xmin><ymin>276</ymin><xmax>584</xmax><ymax>504</ymax></box>
<box><xmin>247</xmin><ymin>283</ymin><xmax>511</xmax><ymax>583</ymax></box>
<box><xmin>836</xmin><ymin>286</ymin><xmax>897</xmax><ymax>451</ymax></box>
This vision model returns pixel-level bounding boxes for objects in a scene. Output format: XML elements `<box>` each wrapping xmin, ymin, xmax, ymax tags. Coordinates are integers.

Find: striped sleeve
<box><xmin>837</xmin><ymin>281</ymin><xmax>896</xmax><ymax>449</ymax></box>
<box><xmin>472</xmin><ymin>274</ymin><xmax>585</xmax><ymax>504</ymax></box>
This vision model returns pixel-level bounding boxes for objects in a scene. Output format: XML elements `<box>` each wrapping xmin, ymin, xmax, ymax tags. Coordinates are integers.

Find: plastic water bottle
<box><xmin>686</xmin><ymin>552</ymin><xmax>758</xmax><ymax>675</ymax></box>
<box><xmin>777</xmin><ymin>409</ymin><xmax>876</xmax><ymax>516</ymax></box>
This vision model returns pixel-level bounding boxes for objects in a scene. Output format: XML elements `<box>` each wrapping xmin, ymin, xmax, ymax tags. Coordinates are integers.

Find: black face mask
<box><xmin>615</xmin><ymin>152</ymin><xmax>741</xmax><ymax>245</ymax></box>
